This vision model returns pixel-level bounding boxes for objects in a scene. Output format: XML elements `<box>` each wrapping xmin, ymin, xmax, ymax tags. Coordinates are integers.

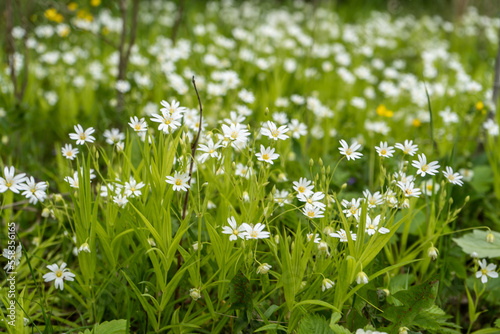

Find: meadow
<box><xmin>1</xmin><ymin>0</ymin><xmax>500</xmax><ymax>333</ymax></box>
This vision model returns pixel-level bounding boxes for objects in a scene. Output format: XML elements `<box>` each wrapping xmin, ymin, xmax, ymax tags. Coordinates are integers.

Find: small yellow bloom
<box><xmin>67</xmin><ymin>2</ymin><xmax>78</xmax><ymax>11</ymax></box>
<box><xmin>44</xmin><ymin>8</ymin><xmax>64</xmax><ymax>23</ymax></box>
<box><xmin>376</xmin><ymin>104</ymin><xmax>386</xmax><ymax>116</ymax></box>
<box><xmin>412</xmin><ymin>119</ymin><xmax>421</xmax><ymax>127</ymax></box>
<box><xmin>476</xmin><ymin>101</ymin><xmax>484</xmax><ymax>111</ymax></box>
<box><xmin>91</xmin><ymin>0</ymin><xmax>101</xmax><ymax>6</ymax></box>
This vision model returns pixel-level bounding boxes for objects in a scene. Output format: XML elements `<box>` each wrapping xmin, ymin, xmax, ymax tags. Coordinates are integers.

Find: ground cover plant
<box><xmin>1</xmin><ymin>0</ymin><xmax>500</xmax><ymax>333</ymax></box>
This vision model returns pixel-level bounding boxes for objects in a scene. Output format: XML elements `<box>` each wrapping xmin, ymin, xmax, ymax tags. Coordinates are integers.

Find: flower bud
<box><xmin>399</xmin><ymin>327</ymin><xmax>409</xmax><ymax>334</ymax></box>
<box><xmin>189</xmin><ymin>288</ymin><xmax>201</xmax><ymax>301</ymax></box>
<box><xmin>54</xmin><ymin>194</ymin><xmax>63</xmax><ymax>202</ymax></box>
<box><xmin>486</xmin><ymin>231</ymin><xmax>495</xmax><ymax>243</ymax></box>
<box><xmin>309</xmin><ymin>158</ymin><xmax>314</xmax><ymax>167</ymax></box>
<box><xmin>78</xmin><ymin>242</ymin><xmax>91</xmax><ymax>254</ymax></box>
<box><xmin>147</xmin><ymin>238</ymin><xmax>156</xmax><ymax>247</ymax></box>
<box><xmin>471</xmin><ymin>251</ymin><xmax>478</xmax><ymax>258</ymax></box>
<box><xmin>322</xmin><ymin>278</ymin><xmax>335</xmax><ymax>291</ymax></box>
<box><xmin>428</xmin><ymin>245</ymin><xmax>439</xmax><ymax>260</ymax></box>
<box><xmin>274</xmin><ymin>234</ymin><xmax>280</xmax><ymax>244</ymax></box>
<box><xmin>41</xmin><ymin>208</ymin><xmax>51</xmax><ymax>218</ymax></box>
<box><xmin>356</xmin><ymin>271</ymin><xmax>369</xmax><ymax>285</ymax></box>
<box><xmin>257</xmin><ymin>263</ymin><xmax>272</xmax><ymax>274</ymax></box>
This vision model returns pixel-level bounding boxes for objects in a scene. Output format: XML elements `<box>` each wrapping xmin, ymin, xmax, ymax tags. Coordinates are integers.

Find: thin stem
<box><xmin>182</xmin><ymin>76</ymin><xmax>203</xmax><ymax>220</ymax></box>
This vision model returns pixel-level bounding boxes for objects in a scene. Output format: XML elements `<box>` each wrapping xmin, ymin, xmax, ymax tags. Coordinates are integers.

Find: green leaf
<box><xmin>78</xmin><ymin>320</ymin><xmax>127</xmax><ymax>334</ymax></box>
<box><xmin>254</xmin><ymin>324</ymin><xmax>288</xmax><ymax>332</ymax></box>
<box><xmin>382</xmin><ymin>279</ymin><xmax>439</xmax><ymax>333</ymax></box>
<box><xmin>297</xmin><ymin>314</ymin><xmax>335</xmax><ymax>334</ymax></box>
<box><xmin>453</xmin><ymin>230</ymin><xmax>500</xmax><ymax>258</ymax></box>
<box><xmin>292</xmin><ymin>300</ymin><xmax>341</xmax><ymax>312</ymax></box>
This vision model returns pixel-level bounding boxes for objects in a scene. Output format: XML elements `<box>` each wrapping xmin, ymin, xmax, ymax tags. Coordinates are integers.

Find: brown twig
<box><xmin>181</xmin><ymin>76</ymin><xmax>203</xmax><ymax>220</ymax></box>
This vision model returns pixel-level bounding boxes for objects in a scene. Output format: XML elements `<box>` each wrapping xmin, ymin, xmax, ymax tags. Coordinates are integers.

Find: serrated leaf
<box><xmin>382</xmin><ymin>279</ymin><xmax>439</xmax><ymax>333</ymax></box>
<box><xmin>298</xmin><ymin>314</ymin><xmax>335</xmax><ymax>334</ymax></box>
<box><xmin>453</xmin><ymin>230</ymin><xmax>500</xmax><ymax>258</ymax></box>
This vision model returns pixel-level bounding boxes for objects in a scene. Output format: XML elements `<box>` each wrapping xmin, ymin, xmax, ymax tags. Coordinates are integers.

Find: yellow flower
<box><xmin>476</xmin><ymin>101</ymin><xmax>484</xmax><ymax>111</ymax></box>
<box><xmin>67</xmin><ymin>2</ymin><xmax>78</xmax><ymax>11</ymax></box>
<box><xmin>412</xmin><ymin>119</ymin><xmax>421</xmax><ymax>127</ymax></box>
<box><xmin>44</xmin><ymin>8</ymin><xmax>64</xmax><ymax>23</ymax></box>
<box><xmin>91</xmin><ymin>0</ymin><xmax>101</xmax><ymax>6</ymax></box>
<box><xmin>376</xmin><ymin>104</ymin><xmax>386</xmax><ymax>116</ymax></box>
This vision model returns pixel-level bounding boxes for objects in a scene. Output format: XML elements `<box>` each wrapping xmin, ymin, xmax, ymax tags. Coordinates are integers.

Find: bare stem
<box><xmin>182</xmin><ymin>76</ymin><xmax>203</xmax><ymax>220</ymax></box>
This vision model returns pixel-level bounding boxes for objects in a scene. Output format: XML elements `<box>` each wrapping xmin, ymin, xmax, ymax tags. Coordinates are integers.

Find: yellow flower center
<box><xmin>6</xmin><ymin>181</ymin><xmax>12</xmax><ymax>187</ymax></box>
<box><xmin>271</xmin><ymin>130</ymin><xmax>279</xmax><ymax>137</ymax></box>
<box><xmin>350</xmin><ymin>207</ymin><xmax>357</xmax><ymax>215</ymax></box>
<box><xmin>231</xmin><ymin>131</ymin><xmax>238</xmax><ymax>139</ymax></box>
<box><xmin>307</xmin><ymin>211</ymin><xmax>315</xmax><ymax>218</ymax></box>
<box><xmin>209</xmin><ymin>149</ymin><xmax>215</xmax><ymax>153</ymax></box>
<box><xmin>175</xmin><ymin>179</ymin><xmax>182</xmax><ymax>186</ymax></box>
<box><xmin>250</xmin><ymin>230</ymin><xmax>258</xmax><ymax>238</ymax></box>
<box><xmin>262</xmin><ymin>154</ymin><xmax>269</xmax><ymax>160</ymax></box>
<box><xmin>369</xmin><ymin>224</ymin><xmax>375</xmax><ymax>229</ymax></box>
<box><xmin>233</xmin><ymin>230</ymin><xmax>239</xmax><ymax>235</ymax></box>
<box><xmin>56</xmin><ymin>269</ymin><xmax>63</xmax><ymax>278</ymax></box>
<box><xmin>130</xmin><ymin>187</ymin><xmax>136</xmax><ymax>192</ymax></box>
<box><xmin>307</xmin><ymin>198</ymin><xmax>313</xmax><ymax>204</ymax></box>
<box><xmin>164</xmin><ymin>118</ymin><xmax>171</xmax><ymax>125</ymax></box>
<box><xmin>381</xmin><ymin>149</ymin><xmax>387</xmax><ymax>155</ymax></box>
<box><xmin>482</xmin><ymin>269</ymin><xmax>488</xmax><ymax>275</ymax></box>
<box><xmin>449</xmin><ymin>175</ymin><xmax>455</xmax><ymax>180</ymax></box>
<box><xmin>298</xmin><ymin>186</ymin><xmax>305</xmax><ymax>193</ymax></box>
<box><xmin>80</xmin><ymin>133</ymin><xmax>86</xmax><ymax>140</ymax></box>
<box><xmin>67</xmin><ymin>151</ymin><xmax>73</xmax><ymax>156</ymax></box>
<box><xmin>134</xmin><ymin>124</ymin><xmax>141</xmax><ymax>130</ymax></box>
<box><xmin>346</xmin><ymin>148</ymin><xmax>352</xmax><ymax>155</ymax></box>
<box><xmin>421</xmin><ymin>165</ymin><xmax>428</xmax><ymax>172</ymax></box>
<box><xmin>427</xmin><ymin>185</ymin><xmax>433</xmax><ymax>191</ymax></box>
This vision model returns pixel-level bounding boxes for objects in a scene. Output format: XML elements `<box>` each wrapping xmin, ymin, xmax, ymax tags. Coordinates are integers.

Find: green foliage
<box><xmin>454</xmin><ymin>230</ymin><xmax>500</xmax><ymax>258</ymax></box>
<box><xmin>78</xmin><ymin>319</ymin><xmax>127</xmax><ymax>334</ymax></box>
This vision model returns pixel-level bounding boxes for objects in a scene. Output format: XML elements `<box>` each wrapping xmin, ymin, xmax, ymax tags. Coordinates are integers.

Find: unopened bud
<box><xmin>309</xmin><ymin>158</ymin><xmax>314</xmax><ymax>167</ymax></box>
<box><xmin>356</xmin><ymin>271</ymin><xmax>369</xmax><ymax>285</ymax></box>
<box><xmin>486</xmin><ymin>231</ymin><xmax>495</xmax><ymax>243</ymax></box>
<box><xmin>189</xmin><ymin>288</ymin><xmax>201</xmax><ymax>301</ymax></box>
<box><xmin>427</xmin><ymin>245</ymin><xmax>439</xmax><ymax>260</ymax></box>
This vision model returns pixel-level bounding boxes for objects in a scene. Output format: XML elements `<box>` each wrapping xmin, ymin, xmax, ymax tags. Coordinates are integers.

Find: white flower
<box><xmin>103</xmin><ymin>128</ymin><xmax>125</xmax><ymax>145</ymax></box>
<box><xmin>0</xmin><ymin>166</ymin><xmax>27</xmax><ymax>194</ymax></box>
<box><xmin>257</xmin><ymin>263</ymin><xmax>272</xmax><ymax>274</ymax></box>
<box><xmin>293</xmin><ymin>178</ymin><xmax>314</xmax><ymax>197</ymax></box>
<box><xmin>241</xmin><ymin>223</ymin><xmax>270</xmax><ymax>240</ymax></box>
<box><xmin>124</xmin><ymin>177</ymin><xmax>145</xmax><ymax>198</ymax></box>
<box><xmin>297</xmin><ymin>191</ymin><xmax>325</xmax><ymax>209</ymax></box>
<box><xmin>412</xmin><ymin>154</ymin><xmax>440</xmax><ymax>177</ymax></box>
<box><xmin>166</xmin><ymin>171</ymin><xmax>190</xmax><ymax>192</ymax></box>
<box><xmin>459</xmin><ymin>168</ymin><xmax>474</xmax><ymax>182</ymax></box>
<box><xmin>255</xmin><ymin>145</ymin><xmax>279</xmax><ymax>164</ymax></box>
<box><xmin>235</xmin><ymin>163</ymin><xmax>254</xmax><ymax>179</ymax></box>
<box><xmin>61</xmin><ymin>144</ymin><xmax>79</xmax><ymax>160</ymax></box>
<box><xmin>442</xmin><ymin>166</ymin><xmax>464</xmax><ymax>186</ymax></box>
<box><xmin>365</xmin><ymin>215</ymin><xmax>390</xmax><ymax>236</ymax></box>
<box><xmin>375</xmin><ymin>141</ymin><xmax>395</xmax><ymax>158</ymax></box>
<box><xmin>307</xmin><ymin>233</ymin><xmax>321</xmax><ymax>243</ymax></box>
<box><xmin>476</xmin><ymin>260</ymin><xmax>498</xmax><ymax>283</ymax></box>
<box><xmin>322</xmin><ymin>278</ymin><xmax>335</xmax><ymax>291</ymax></box>
<box><xmin>342</xmin><ymin>198</ymin><xmax>362</xmax><ymax>220</ymax></box>
<box><xmin>198</xmin><ymin>139</ymin><xmax>222</xmax><ymax>163</ymax></box>
<box><xmin>363</xmin><ymin>190</ymin><xmax>383</xmax><ymax>208</ymax></box>
<box><xmin>221</xmin><ymin>216</ymin><xmax>245</xmax><ymax>241</ymax></box>
<box><xmin>113</xmin><ymin>194</ymin><xmax>129</xmax><ymax>208</ymax></box>
<box><xmin>64</xmin><ymin>172</ymin><xmax>79</xmax><ymax>189</ymax></box>
<box><xmin>69</xmin><ymin>124</ymin><xmax>95</xmax><ymax>145</ymax></box>
<box><xmin>302</xmin><ymin>203</ymin><xmax>325</xmax><ymax>218</ymax></box>
<box><xmin>221</xmin><ymin>123</ymin><xmax>250</xmax><ymax>148</ymax></box>
<box><xmin>129</xmin><ymin>116</ymin><xmax>148</xmax><ymax>132</ymax></box>
<box><xmin>395</xmin><ymin>140</ymin><xmax>418</xmax><ymax>156</ymax></box>
<box><xmin>274</xmin><ymin>189</ymin><xmax>290</xmax><ymax>207</ymax></box>
<box><xmin>397</xmin><ymin>181</ymin><xmax>422</xmax><ymax>198</ymax></box>
<box><xmin>150</xmin><ymin>109</ymin><xmax>183</xmax><ymax>134</ymax></box>
<box><xmin>2</xmin><ymin>243</ymin><xmax>22</xmax><ymax>271</ymax></box>
<box><xmin>288</xmin><ymin>119</ymin><xmax>307</xmax><ymax>139</ymax></box>
<box><xmin>43</xmin><ymin>262</ymin><xmax>75</xmax><ymax>291</ymax></box>
<box><xmin>116</xmin><ymin>80</ymin><xmax>131</xmax><ymax>93</ymax></box>
<box><xmin>421</xmin><ymin>179</ymin><xmax>440</xmax><ymax>196</ymax></box>
<box><xmin>19</xmin><ymin>176</ymin><xmax>47</xmax><ymax>204</ymax></box>
<box><xmin>160</xmin><ymin>99</ymin><xmax>187</xmax><ymax>116</ymax></box>
<box><xmin>261</xmin><ymin>121</ymin><xmax>289</xmax><ymax>141</ymax></box>
<box><xmin>330</xmin><ymin>229</ymin><xmax>357</xmax><ymax>242</ymax></box>
<box><xmin>339</xmin><ymin>139</ymin><xmax>363</xmax><ymax>161</ymax></box>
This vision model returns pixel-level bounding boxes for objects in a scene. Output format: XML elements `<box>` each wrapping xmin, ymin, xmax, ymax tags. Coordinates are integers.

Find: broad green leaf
<box><xmin>297</xmin><ymin>314</ymin><xmax>335</xmax><ymax>334</ymax></box>
<box><xmin>453</xmin><ymin>230</ymin><xmax>500</xmax><ymax>258</ymax></box>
